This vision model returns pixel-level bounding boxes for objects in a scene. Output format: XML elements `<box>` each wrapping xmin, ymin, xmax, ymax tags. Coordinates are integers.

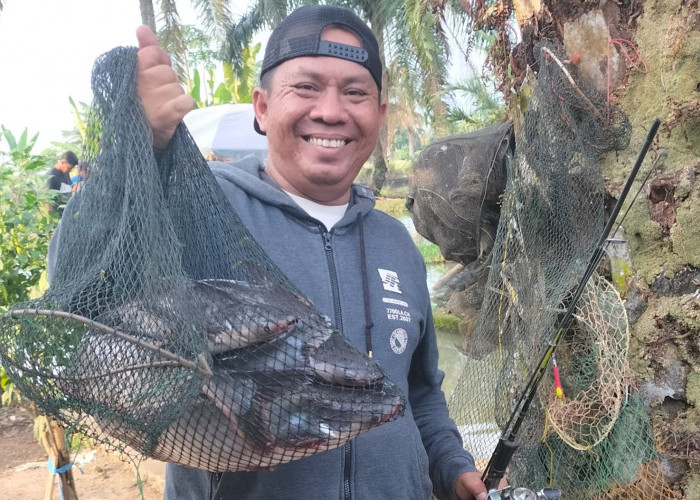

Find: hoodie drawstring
<box><xmin>357</xmin><ymin>212</ymin><xmax>374</xmax><ymax>357</ymax></box>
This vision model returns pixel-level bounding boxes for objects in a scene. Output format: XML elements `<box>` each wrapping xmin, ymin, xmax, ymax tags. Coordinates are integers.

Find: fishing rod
<box><xmin>482</xmin><ymin>118</ymin><xmax>662</xmax><ymax>492</ymax></box>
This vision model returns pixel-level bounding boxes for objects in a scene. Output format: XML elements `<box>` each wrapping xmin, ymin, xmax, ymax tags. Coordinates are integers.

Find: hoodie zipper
<box><xmin>322</xmin><ymin>231</ymin><xmax>344</xmax><ymax>331</ymax></box>
<box><xmin>321</xmin><ymin>229</ymin><xmax>352</xmax><ymax>500</ymax></box>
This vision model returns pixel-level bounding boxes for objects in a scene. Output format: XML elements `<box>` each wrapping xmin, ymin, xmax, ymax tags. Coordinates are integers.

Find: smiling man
<box><xmin>253</xmin><ymin>25</ymin><xmax>383</xmax><ymax>206</ymax></box>
<box><xmin>137</xmin><ymin>5</ymin><xmax>488</xmax><ymax>500</ymax></box>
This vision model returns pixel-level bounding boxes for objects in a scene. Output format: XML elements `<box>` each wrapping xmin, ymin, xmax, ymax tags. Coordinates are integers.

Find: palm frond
<box><xmin>191</xmin><ymin>0</ymin><xmax>233</xmax><ymax>43</ymax></box>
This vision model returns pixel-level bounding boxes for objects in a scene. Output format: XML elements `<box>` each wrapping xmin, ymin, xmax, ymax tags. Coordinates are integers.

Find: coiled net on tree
<box><xmin>0</xmin><ymin>46</ymin><xmax>404</xmax><ymax>472</ymax></box>
<box><xmin>448</xmin><ymin>42</ymin><xmax>675</xmax><ymax>498</ymax></box>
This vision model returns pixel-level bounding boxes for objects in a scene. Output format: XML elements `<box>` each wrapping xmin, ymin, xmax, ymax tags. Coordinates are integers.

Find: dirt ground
<box><xmin>0</xmin><ymin>406</ymin><xmax>165</xmax><ymax>500</ymax></box>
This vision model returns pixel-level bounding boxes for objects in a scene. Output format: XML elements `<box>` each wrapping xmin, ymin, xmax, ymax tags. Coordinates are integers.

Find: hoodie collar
<box><xmin>210</xmin><ymin>157</ymin><xmax>376</xmax><ymax>229</ymax></box>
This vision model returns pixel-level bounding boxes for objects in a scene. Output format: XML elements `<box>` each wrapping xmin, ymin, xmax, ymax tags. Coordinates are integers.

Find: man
<box><xmin>137</xmin><ymin>5</ymin><xmax>490</xmax><ymax>499</ymax></box>
<box><xmin>46</xmin><ymin>151</ymin><xmax>78</xmax><ymax>214</ymax></box>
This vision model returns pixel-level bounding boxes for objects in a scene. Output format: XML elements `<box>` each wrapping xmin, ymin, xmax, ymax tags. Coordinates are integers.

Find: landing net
<box><xmin>0</xmin><ymin>46</ymin><xmax>404</xmax><ymax>472</ymax></box>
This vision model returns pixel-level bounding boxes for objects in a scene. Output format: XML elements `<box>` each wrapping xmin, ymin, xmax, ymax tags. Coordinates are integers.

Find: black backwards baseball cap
<box><xmin>254</xmin><ymin>5</ymin><xmax>382</xmax><ymax>135</ymax></box>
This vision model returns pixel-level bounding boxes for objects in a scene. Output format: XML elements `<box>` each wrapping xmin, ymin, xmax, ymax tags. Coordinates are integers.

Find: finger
<box><xmin>170</xmin><ymin>93</ymin><xmax>195</xmax><ymax>117</ymax></box>
<box><xmin>136</xmin><ymin>25</ymin><xmax>159</xmax><ymax>49</ymax></box>
<box><xmin>138</xmin><ymin>64</ymin><xmax>181</xmax><ymax>90</ymax></box>
<box><xmin>149</xmin><ymin>93</ymin><xmax>195</xmax><ymax>149</ymax></box>
<box><xmin>137</xmin><ymin>40</ymin><xmax>172</xmax><ymax>70</ymax></box>
<box><xmin>147</xmin><ymin>90</ymin><xmax>193</xmax><ymax>127</ymax></box>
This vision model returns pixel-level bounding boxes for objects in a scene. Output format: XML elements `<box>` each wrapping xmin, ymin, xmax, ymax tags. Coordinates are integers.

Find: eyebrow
<box><xmin>287</xmin><ymin>65</ymin><xmax>375</xmax><ymax>87</ymax></box>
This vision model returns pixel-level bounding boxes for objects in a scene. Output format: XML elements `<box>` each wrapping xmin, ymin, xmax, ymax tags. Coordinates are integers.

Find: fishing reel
<box><xmin>487</xmin><ymin>485</ymin><xmax>561</xmax><ymax>500</ymax></box>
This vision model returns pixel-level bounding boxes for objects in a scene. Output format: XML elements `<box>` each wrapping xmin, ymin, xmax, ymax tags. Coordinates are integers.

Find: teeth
<box><xmin>308</xmin><ymin>137</ymin><xmax>346</xmax><ymax>148</ymax></box>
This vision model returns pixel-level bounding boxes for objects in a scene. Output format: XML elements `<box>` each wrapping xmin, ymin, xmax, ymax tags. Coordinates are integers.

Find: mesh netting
<box><xmin>0</xmin><ymin>46</ymin><xmax>404</xmax><ymax>472</ymax></box>
<box><xmin>448</xmin><ymin>42</ymin><xmax>674</xmax><ymax>497</ymax></box>
<box><xmin>408</xmin><ymin>122</ymin><xmax>512</xmax><ymax>264</ymax></box>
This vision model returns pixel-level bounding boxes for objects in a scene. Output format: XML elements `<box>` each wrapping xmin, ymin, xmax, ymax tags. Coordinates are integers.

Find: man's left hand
<box><xmin>455</xmin><ymin>471</ymin><xmax>509</xmax><ymax>500</ymax></box>
<box><xmin>454</xmin><ymin>471</ymin><xmax>488</xmax><ymax>500</ymax></box>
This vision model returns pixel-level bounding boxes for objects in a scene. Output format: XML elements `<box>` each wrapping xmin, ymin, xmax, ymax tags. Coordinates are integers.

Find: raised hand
<box><xmin>136</xmin><ymin>25</ymin><xmax>194</xmax><ymax>149</ymax></box>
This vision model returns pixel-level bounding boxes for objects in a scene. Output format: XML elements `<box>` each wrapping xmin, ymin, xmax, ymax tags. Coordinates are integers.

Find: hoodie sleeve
<box><xmin>409</xmin><ymin>304</ymin><xmax>478</xmax><ymax>499</ymax></box>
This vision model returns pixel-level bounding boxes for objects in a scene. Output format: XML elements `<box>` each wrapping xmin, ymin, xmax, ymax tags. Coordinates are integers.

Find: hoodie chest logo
<box><xmin>390</xmin><ymin>328</ymin><xmax>408</xmax><ymax>354</ymax></box>
<box><xmin>377</xmin><ymin>268</ymin><xmax>402</xmax><ymax>294</ymax></box>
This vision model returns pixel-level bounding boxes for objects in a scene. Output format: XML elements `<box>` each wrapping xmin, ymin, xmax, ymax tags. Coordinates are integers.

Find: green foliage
<box><xmin>388</xmin><ymin>159</ymin><xmax>413</xmax><ymax>175</ymax></box>
<box><xmin>417</xmin><ymin>240</ymin><xmax>444</xmax><ymax>264</ymax></box>
<box><xmin>184</xmin><ymin>21</ymin><xmax>261</xmax><ymax>108</ymax></box>
<box><xmin>374</xmin><ymin>197</ymin><xmax>408</xmax><ymax>217</ymax></box>
<box><xmin>433</xmin><ymin>313</ymin><xmax>461</xmax><ymax>332</ymax></box>
<box><xmin>0</xmin><ymin>127</ymin><xmax>57</xmax><ymax>311</ymax></box>
<box><xmin>444</xmin><ymin>75</ymin><xmax>506</xmax><ymax>133</ymax></box>
<box><xmin>1</xmin><ymin>364</ymin><xmax>20</xmax><ymax>406</ymax></box>
<box><xmin>66</xmin><ymin>96</ymin><xmax>91</xmax><ymax>144</ymax></box>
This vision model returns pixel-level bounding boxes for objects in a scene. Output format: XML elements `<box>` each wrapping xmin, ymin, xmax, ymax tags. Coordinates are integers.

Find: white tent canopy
<box><xmin>183</xmin><ymin>103</ymin><xmax>268</xmax><ymax>162</ymax></box>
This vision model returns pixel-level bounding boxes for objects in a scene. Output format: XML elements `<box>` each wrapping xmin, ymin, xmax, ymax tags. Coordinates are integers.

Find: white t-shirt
<box><xmin>286</xmin><ymin>191</ymin><xmax>348</xmax><ymax>231</ymax></box>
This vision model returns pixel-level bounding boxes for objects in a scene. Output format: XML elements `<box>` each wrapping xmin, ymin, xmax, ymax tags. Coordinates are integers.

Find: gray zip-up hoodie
<box><xmin>160</xmin><ymin>158</ymin><xmax>476</xmax><ymax>500</ymax></box>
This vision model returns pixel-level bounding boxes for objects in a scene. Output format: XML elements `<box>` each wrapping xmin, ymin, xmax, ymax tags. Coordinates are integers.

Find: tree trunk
<box><xmin>600</xmin><ymin>2</ymin><xmax>700</xmax><ymax>492</ymax></box>
<box><xmin>427</xmin><ymin>74</ymin><xmax>449</xmax><ymax>138</ymax></box>
<box><xmin>139</xmin><ymin>0</ymin><xmax>156</xmax><ymax>32</ymax></box>
<box><xmin>368</xmin><ymin>8</ymin><xmax>390</xmax><ymax>196</ymax></box>
<box><xmin>508</xmin><ymin>0</ymin><xmax>700</xmax><ymax>494</ymax></box>
<box><xmin>370</xmin><ymin>143</ymin><xmax>388</xmax><ymax>197</ymax></box>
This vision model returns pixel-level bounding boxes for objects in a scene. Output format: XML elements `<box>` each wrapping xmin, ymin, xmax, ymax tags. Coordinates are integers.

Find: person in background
<box><xmin>70</xmin><ymin>161</ymin><xmax>90</xmax><ymax>195</ymax></box>
<box><xmin>135</xmin><ymin>5</ymin><xmax>495</xmax><ymax>499</ymax></box>
<box><xmin>46</xmin><ymin>151</ymin><xmax>78</xmax><ymax>214</ymax></box>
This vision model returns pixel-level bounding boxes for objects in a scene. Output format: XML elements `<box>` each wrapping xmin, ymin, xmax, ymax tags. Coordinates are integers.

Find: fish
<box><xmin>250</xmin><ymin>375</ymin><xmax>404</xmax><ymax>451</ymax></box>
<box><xmin>108</xmin><ymin>278</ymin><xmax>315</xmax><ymax>354</ymax></box>
<box><xmin>87</xmin><ymin>363</ymin><xmax>404</xmax><ymax>472</ymax></box>
<box><xmin>216</xmin><ymin>318</ymin><xmax>386</xmax><ymax>387</ymax></box>
<box><xmin>194</xmin><ymin>279</ymin><xmax>311</xmax><ymax>353</ymax></box>
<box><xmin>58</xmin><ymin>331</ymin><xmax>199</xmax><ymax>424</ymax></box>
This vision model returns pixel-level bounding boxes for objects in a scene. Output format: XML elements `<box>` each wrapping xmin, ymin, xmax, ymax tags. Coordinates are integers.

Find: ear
<box><xmin>252</xmin><ymin>87</ymin><xmax>269</xmax><ymax>134</ymax></box>
<box><xmin>378</xmin><ymin>101</ymin><xmax>387</xmax><ymax>125</ymax></box>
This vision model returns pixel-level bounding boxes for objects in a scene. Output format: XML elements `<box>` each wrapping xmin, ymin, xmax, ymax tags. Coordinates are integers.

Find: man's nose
<box><xmin>310</xmin><ymin>90</ymin><xmax>347</xmax><ymax>124</ymax></box>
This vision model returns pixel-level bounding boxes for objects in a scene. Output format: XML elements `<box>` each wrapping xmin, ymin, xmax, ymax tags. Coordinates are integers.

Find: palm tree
<box><xmin>443</xmin><ymin>76</ymin><xmax>505</xmax><ymax>133</ymax></box>
<box><xmin>139</xmin><ymin>0</ymin><xmax>156</xmax><ymax>31</ymax></box>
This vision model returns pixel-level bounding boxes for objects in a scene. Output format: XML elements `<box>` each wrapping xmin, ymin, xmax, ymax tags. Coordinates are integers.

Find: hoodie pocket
<box><xmin>409</xmin><ymin>424</ymin><xmax>433</xmax><ymax>499</ymax></box>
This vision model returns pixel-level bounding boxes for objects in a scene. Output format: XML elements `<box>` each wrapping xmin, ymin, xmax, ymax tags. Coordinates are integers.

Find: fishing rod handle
<box><xmin>484</xmin><ymin>437</ymin><xmax>519</xmax><ymax>490</ymax></box>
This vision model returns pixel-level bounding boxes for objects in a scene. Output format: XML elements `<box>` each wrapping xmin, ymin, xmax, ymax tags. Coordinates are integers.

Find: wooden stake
<box><xmin>38</xmin><ymin>416</ymin><xmax>78</xmax><ymax>500</ymax></box>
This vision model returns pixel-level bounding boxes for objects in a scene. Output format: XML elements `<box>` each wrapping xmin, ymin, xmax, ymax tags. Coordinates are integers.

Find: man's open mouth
<box><xmin>305</xmin><ymin>137</ymin><xmax>348</xmax><ymax>148</ymax></box>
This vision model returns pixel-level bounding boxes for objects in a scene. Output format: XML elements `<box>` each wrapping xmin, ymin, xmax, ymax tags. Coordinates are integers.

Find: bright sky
<box><xmin>0</xmin><ymin>0</ymin><xmax>254</xmax><ymax>153</ymax></box>
<box><xmin>0</xmin><ymin>1</ymin><xmax>143</xmax><ymax>151</ymax></box>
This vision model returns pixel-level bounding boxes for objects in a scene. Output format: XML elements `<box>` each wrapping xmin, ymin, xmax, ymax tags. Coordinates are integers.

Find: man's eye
<box><xmin>295</xmin><ymin>84</ymin><xmax>316</xmax><ymax>91</ymax></box>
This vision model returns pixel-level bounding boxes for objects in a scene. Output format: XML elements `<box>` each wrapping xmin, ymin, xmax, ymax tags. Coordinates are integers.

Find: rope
<box><xmin>607</xmin><ymin>25</ymin><xmax>648</xmax><ymax>116</ymax></box>
<box><xmin>47</xmin><ymin>457</ymin><xmax>81</xmax><ymax>500</ymax></box>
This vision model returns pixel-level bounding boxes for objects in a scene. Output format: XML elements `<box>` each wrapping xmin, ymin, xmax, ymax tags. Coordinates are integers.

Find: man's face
<box><xmin>55</xmin><ymin>159</ymin><xmax>72</xmax><ymax>173</ymax></box>
<box><xmin>253</xmin><ymin>27</ymin><xmax>386</xmax><ymax>205</ymax></box>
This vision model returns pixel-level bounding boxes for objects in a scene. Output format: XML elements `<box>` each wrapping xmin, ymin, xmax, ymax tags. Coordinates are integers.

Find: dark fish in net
<box><xmin>60</xmin><ymin>316</ymin><xmax>403</xmax><ymax>471</ymax></box>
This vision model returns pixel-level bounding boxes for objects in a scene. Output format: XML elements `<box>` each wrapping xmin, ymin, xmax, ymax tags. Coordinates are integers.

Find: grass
<box><xmin>374</xmin><ymin>198</ymin><xmax>445</xmax><ymax>265</ymax></box>
<box><xmin>374</xmin><ymin>197</ymin><xmax>408</xmax><ymax>217</ymax></box>
<box><xmin>417</xmin><ymin>240</ymin><xmax>444</xmax><ymax>264</ymax></box>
